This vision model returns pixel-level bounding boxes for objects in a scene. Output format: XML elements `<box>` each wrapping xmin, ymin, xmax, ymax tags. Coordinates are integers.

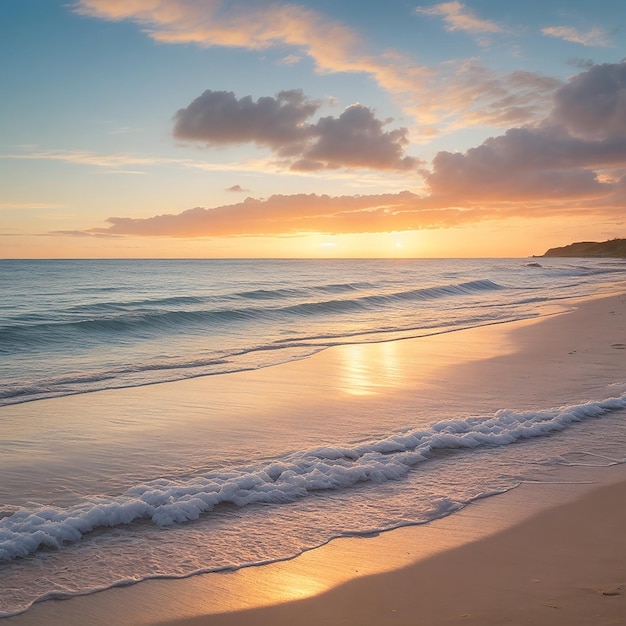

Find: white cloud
<box><xmin>542</xmin><ymin>25</ymin><xmax>613</xmax><ymax>48</ymax></box>
<box><xmin>0</xmin><ymin>149</ymin><xmax>177</xmax><ymax>168</ymax></box>
<box><xmin>415</xmin><ymin>2</ymin><xmax>503</xmax><ymax>34</ymax></box>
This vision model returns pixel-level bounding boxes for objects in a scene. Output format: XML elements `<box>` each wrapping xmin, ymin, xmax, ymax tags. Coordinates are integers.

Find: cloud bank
<box><xmin>83</xmin><ymin>62</ymin><xmax>626</xmax><ymax>239</ymax></box>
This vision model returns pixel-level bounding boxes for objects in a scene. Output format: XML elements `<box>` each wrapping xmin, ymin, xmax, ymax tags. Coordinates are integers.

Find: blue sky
<box><xmin>1</xmin><ymin>1</ymin><xmax>625</xmax><ymax>257</ymax></box>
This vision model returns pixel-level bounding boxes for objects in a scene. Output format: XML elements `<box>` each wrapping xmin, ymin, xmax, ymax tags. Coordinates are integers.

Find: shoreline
<box><xmin>159</xmin><ymin>468</ymin><xmax>626</xmax><ymax>626</ymax></box>
<box><xmin>2</xmin><ymin>291</ymin><xmax>625</xmax><ymax>625</ymax></box>
<box><xmin>1</xmin><ymin>281</ymin><xmax>618</xmax><ymax>411</ymax></box>
<box><xmin>0</xmin><ymin>299</ymin><xmax>570</xmax><ymax>412</ymax></box>
<box><xmin>6</xmin><ymin>466</ymin><xmax>626</xmax><ymax>626</ymax></box>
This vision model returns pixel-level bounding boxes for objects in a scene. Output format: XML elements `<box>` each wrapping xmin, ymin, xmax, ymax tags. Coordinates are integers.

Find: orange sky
<box><xmin>1</xmin><ymin>1</ymin><xmax>625</xmax><ymax>258</ymax></box>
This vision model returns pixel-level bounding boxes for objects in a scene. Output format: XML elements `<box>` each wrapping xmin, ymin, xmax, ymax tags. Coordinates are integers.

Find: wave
<box><xmin>66</xmin><ymin>295</ymin><xmax>209</xmax><ymax>312</ymax></box>
<box><xmin>0</xmin><ymin>279</ymin><xmax>506</xmax><ymax>353</ymax></box>
<box><xmin>2</xmin><ymin>391</ymin><xmax>624</xmax><ymax>561</ymax></box>
<box><xmin>280</xmin><ymin>280</ymin><xmax>505</xmax><ymax>317</ymax></box>
<box><xmin>237</xmin><ymin>282</ymin><xmax>375</xmax><ymax>299</ymax></box>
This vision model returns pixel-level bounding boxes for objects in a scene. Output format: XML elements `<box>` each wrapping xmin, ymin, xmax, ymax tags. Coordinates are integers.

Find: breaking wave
<box><xmin>2</xmin><ymin>392</ymin><xmax>624</xmax><ymax>561</ymax></box>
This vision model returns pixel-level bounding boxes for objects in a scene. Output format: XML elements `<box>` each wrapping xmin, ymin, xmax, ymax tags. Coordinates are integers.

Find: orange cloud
<box><xmin>548</xmin><ymin>63</ymin><xmax>626</xmax><ymax>140</ymax></box>
<box><xmin>81</xmin><ymin>181</ymin><xmax>622</xmax><ymax>239</ymax></box>
<box><xmin>406</xmin><ymin>61</ymin><xmax>561</xmax><ymax>130</ymax></box>
<box><xmin>73</xmin><ymin>0</ymin><xmax>557</xmax><ymax>133</ymax></box>
<box><xmin>74</xmin><ymin>1</ymin><xmax>362</xmax><ymax>71</ymax></box>
<box><xmin>0</xmin><ymin>149</ymin><xmax>181</xmax><ymax>169</ymax></box>
<box><xmin>542</xmin><ymin>25</ymin><xmax>614</xmax><ymax>48</ymax></box>
<box><xmin>90</xmin><ymin>192</ymin><xmax>424</xmax><ymax>237</ymax></box>
<box><xmin>415</xmin><ymin>2</ymin><xmax>503</xmax><ymax>34</ymax></box>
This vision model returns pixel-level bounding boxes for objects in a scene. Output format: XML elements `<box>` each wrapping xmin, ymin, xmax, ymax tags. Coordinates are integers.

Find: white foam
<box><xmin>1</xmin><ymin>391</ymin><xmax>625</xmax><ymax>561</ymax></box>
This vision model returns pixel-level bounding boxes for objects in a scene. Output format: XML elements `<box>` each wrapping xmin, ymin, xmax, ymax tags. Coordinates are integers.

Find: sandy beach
<box><xmin>6</xmin><ymin>2</ymin><xmax>626</xmax><ymax>622</ymax></box>
<box><xmin>2</xmin><ymin>291</ymin><xmax>625</xmax><ymax>626</ymax></box>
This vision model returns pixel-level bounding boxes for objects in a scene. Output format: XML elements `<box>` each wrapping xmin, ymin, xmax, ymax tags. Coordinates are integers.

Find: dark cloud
<box><xmin>302</xmin><ymin>105</ymin><xmax>419</xmax><ymax>171</ymax></box>
<box><xmin>549</xmin><ymin>63</ymin><xmax>626</xmax><ymax>140</ymax></box>
<box><xmin>289</xmin><ymin>158</ymin><xmax>326</xmax><ymax>172</ymax></box>
<box><xmin>427</xmin><ymin>147</ymin><xmax>607</xmax><ymax>201</ymax></box>
<box><xmin>568</xmin><ymin>58</ymin><xmax>595</xmax><ymax>70</ymax></box>
<box><xmin>424</xmin><ymin>126</ymin><xmax>622</xmax><ymax>201</ymax></box>
<box><xmin>424</xmin><ymin>62</ymin><xmax>626</xmax><ymax>201</ymax></box>
<box><xmin>225</xmin><ymin>184</ymin><xmax>249</xmax><ymax>192</ymax></box>
<box><xmin>173</xmin><ymin>90</ymin><xmax>420</xmax><ymax>171</ymax></box>
<box><xmin>173</xmin><ymin>89</ymin><xmax>317</xmax><ymax>151</ymax></box>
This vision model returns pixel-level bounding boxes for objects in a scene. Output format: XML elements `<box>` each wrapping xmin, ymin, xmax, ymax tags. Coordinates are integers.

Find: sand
<box><xmin>158</xmin><ymin>471</ymin><xmax>626</xmax><ymax>626</ymax></box>
<box><xmin>2</xmin><ymin>291</ymin><xmax>625</xmax><ymax>626</ymax></box>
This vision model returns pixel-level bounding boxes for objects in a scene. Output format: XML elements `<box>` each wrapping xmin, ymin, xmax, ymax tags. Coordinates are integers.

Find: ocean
<box><xmin>1</xmin><ymin>257</ymin><xmax>625</xmax><ymax>618</ymax></box>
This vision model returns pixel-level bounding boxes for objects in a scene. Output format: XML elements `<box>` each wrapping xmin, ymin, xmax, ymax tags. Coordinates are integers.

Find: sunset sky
<box><xmin>2</xmin><ymin>0</ymin><xmax>626</xmax><ymax>258</ymax></box>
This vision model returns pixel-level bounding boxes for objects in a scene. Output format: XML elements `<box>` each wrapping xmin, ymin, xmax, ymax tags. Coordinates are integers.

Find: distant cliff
<box><xmin>542</xmin><ymin>239</ymin><xmax>626</xmax><ymax>258</ymax></box>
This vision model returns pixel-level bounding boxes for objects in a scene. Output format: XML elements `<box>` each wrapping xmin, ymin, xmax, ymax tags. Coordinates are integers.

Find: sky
<box><xmin>1</xmin><ymin>0</ymin><xmax>626</xmax><ymax>258</ymax></box>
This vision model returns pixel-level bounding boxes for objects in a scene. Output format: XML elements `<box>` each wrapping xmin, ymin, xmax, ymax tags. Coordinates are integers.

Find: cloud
<box><xmin>410</xmin><ymin>61</ymin><xmax>561</xmax><ymax>130</ymax></box>
<box><xmin>415</xmin><ymin>2</ymin><xmax>503</xmax><ymax>34</ymax></box>
<box><xmin>301</xmin><ymin>105</ymin><xmax>418</xmax><ymax>170</ymax></box>
<box><xmin>542</xmin><ymin>26</ymin><xmax>613</xmax><ymax>48</ymax></box>
<box><xmin>568</xmin><ymin>58</ymin><xmax>595</xmax><ymax>70</ymax></box>
<box><xmin>86</xmin><ymin>190</ymin><xmax>508</xmax><ymax>237</ymax></box>
<box><xmin>279</xmin><ymin>54</ymin><xmax>302</xmax><ymax>66</ymax></box>
<box><xmin>226</xmin><ymin>185</ymin><xmax>248</xmax><ymax>192</ymax></box>
<box><xmin>89</xmin><ymin>192</ymin><xmax>429</xmax><ymax>237</ymax></box>
<box><xmin>80</xmin><ymin>62</ymin><xmax>626</xmax><ymax>239</ymax></box>
<box><xmin>73</xmin><ymin>1</ymin><xmax>367</xmax><ymax>74</ymax></box>
<box><xmin>174</xmin><ymin>90</ymin><xmax>420</xmax><ymax>171</ymax></box>
<box><xmin>548</xmin><ymin>63</ymin><xmax>626</xmax><ymax>140</ymax></box>
<box><xmin>422</xmin><ymin>62</ymin><xmax>626</xmax><ymax>202</ymax></box>
<box><xmin>425</xmin><ymin>134</ymin><xmax>611</xmax><ymax>202</ymax></box>
<box><xmin>50</xmin><ymin>230</ymin><xmax>121</xmax><ymax>239</ymax></box>
<box><xmin>83</xmin><ymin>175</ymin><xmax>620</xmax><ymax>238</ymax></box>
<box><xmin>73</xmin><ymin>1</ymin><xmax>555</xmax><ymax>134</ymax></box>
<box><xmin>0</xmin><ymin>147</ymin><xmax>280</xmax><ymax>176</ymax></box>
<box><xmin>0</xmin><ymin>149</ymin><xmax>180</xmax><ymax>169</ymax></box>
<box><xmin>173</xmin><ymin>89</ymin><xmax>318</xmax><ymax>150</ymax></box>
<box><xmin>0</xmin><ymin>202</ymin><xmax>66</xmax><ymax>210</ymax></box>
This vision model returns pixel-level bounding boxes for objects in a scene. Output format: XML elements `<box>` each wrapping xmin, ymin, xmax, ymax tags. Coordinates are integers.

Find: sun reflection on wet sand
<box><xmin>337</xmin><ymin>341</ymin><xmax>404</xmax><ymax>396</ymax></box>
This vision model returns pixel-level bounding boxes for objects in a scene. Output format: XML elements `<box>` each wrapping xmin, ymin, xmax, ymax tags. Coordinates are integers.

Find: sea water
<box><xmin>0</xmin><ymin>258</ymin><xmax>625</xmax><ymax>617</ymax></box>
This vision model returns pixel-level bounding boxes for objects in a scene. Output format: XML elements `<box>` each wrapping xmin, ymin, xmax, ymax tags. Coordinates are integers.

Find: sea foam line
<box><xmin>1</xmin><ymin>391</ymin><xmax>625</xmax><ymax>561</ymax></box>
